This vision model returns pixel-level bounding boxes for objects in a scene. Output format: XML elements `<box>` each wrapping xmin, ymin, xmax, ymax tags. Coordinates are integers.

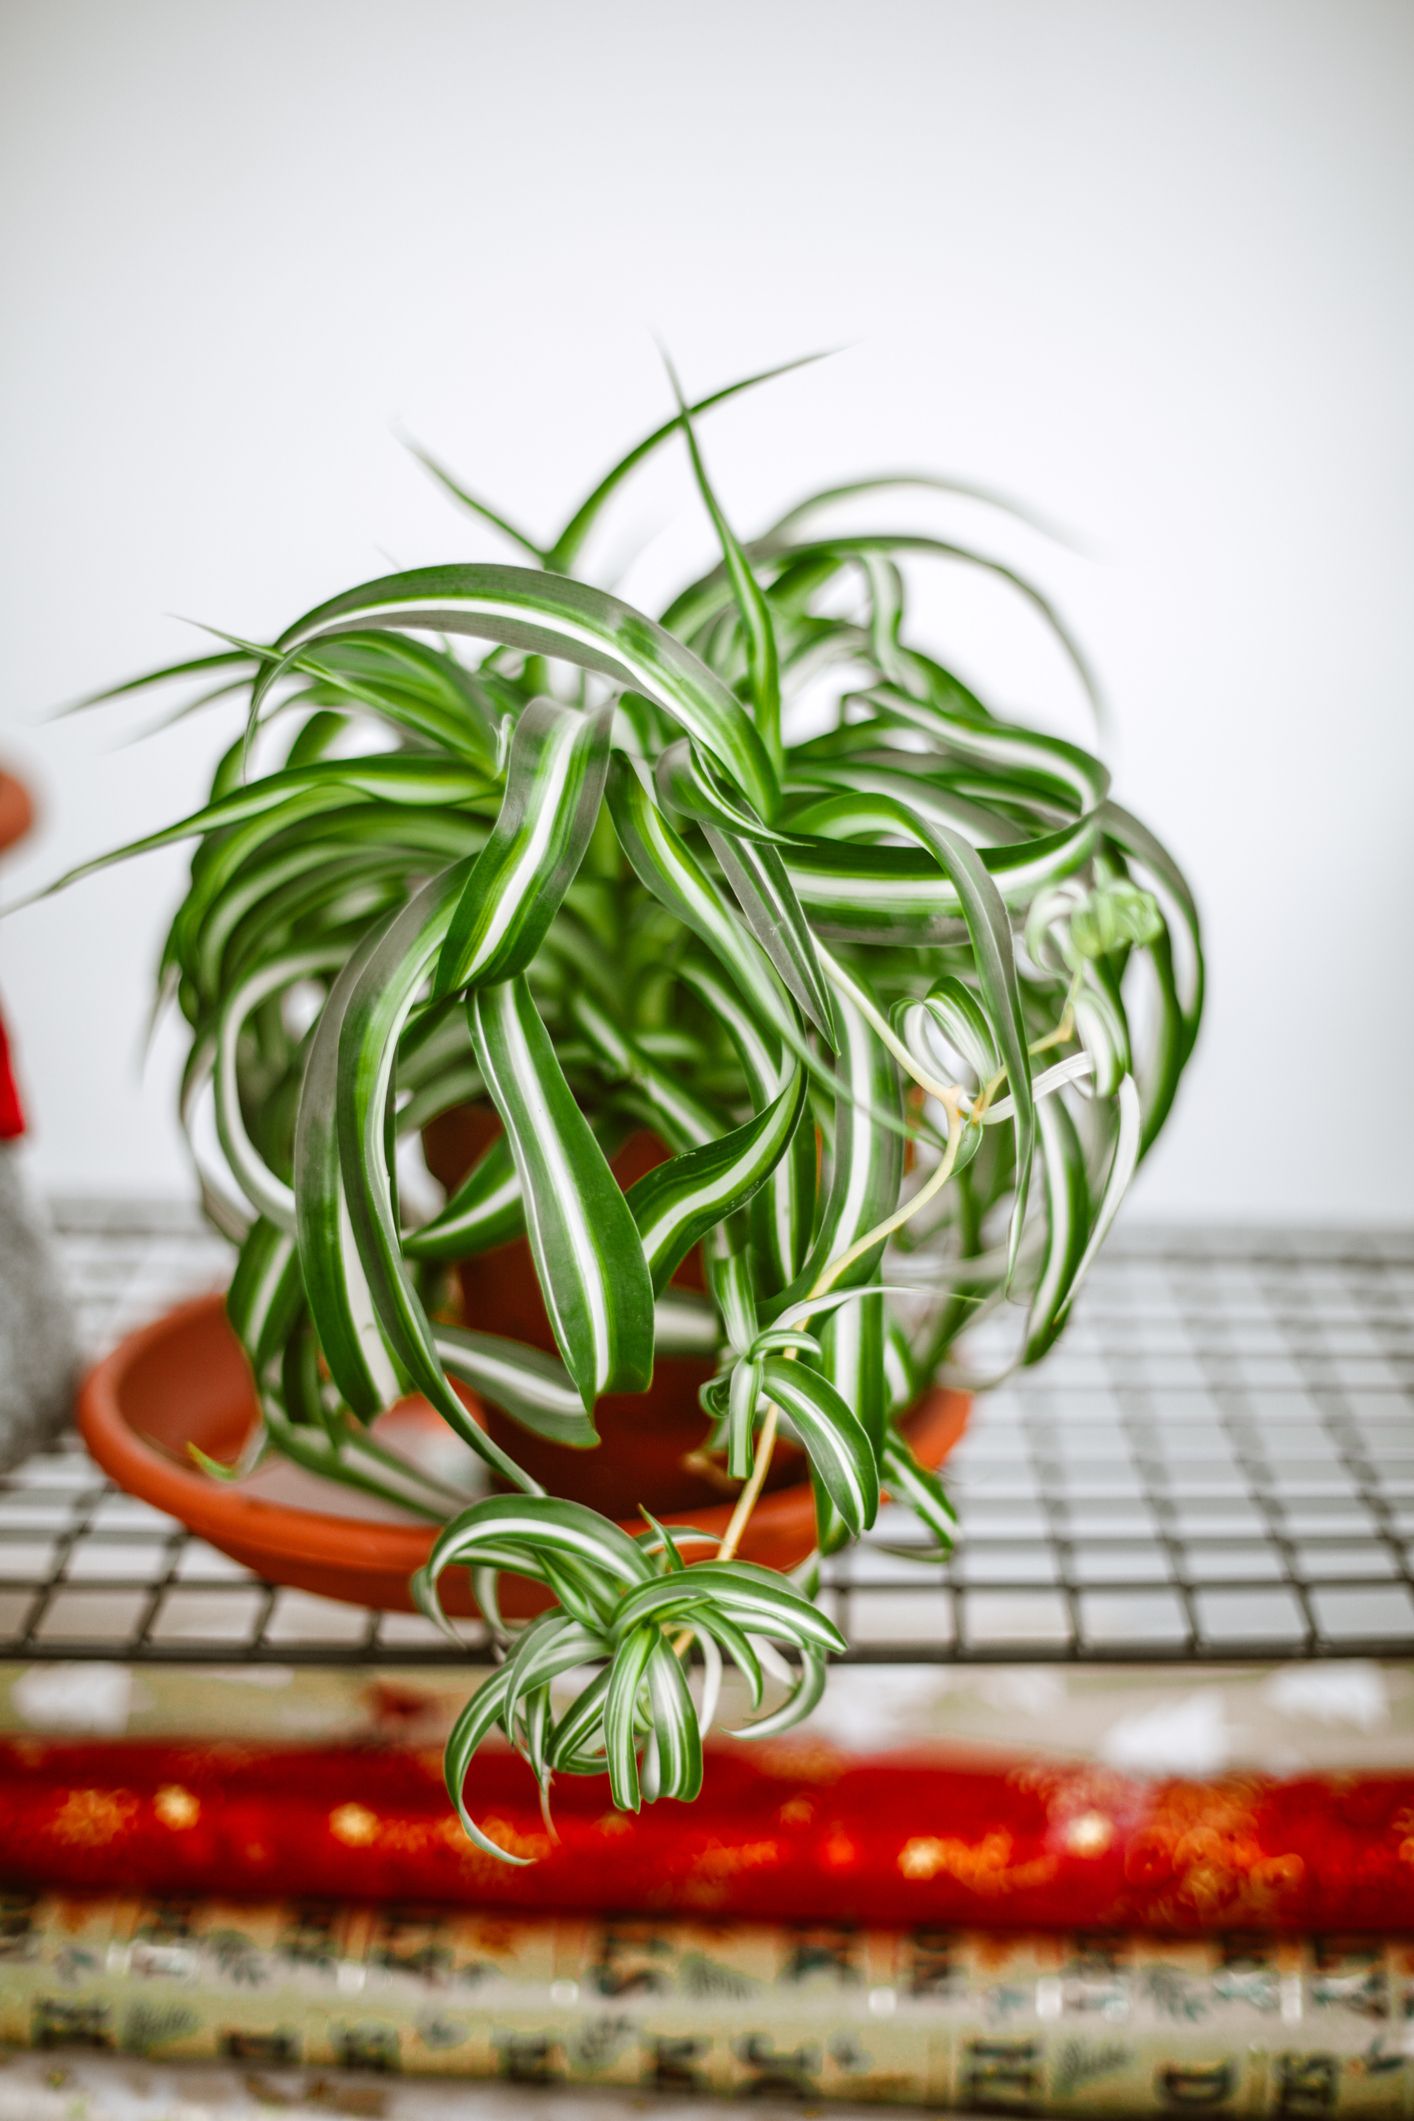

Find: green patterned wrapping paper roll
<box><xmin>2</xmin><ymin>1890</ymin><xmax>1412</xmax><ymax>2112</ymax></box>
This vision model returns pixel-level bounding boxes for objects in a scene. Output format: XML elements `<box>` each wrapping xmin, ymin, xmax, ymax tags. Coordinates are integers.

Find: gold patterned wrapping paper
<box><xmin>3</xmin><ymin>1891</ymin><xmax>1413</xmax><ymax>2112</ymax></box>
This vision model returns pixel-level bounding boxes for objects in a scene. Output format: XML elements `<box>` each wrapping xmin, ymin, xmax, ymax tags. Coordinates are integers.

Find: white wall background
<box><xmin>1</xmin><ymin>0</ymin><xmax>1411</xmax><ymax>1222</ymax></box>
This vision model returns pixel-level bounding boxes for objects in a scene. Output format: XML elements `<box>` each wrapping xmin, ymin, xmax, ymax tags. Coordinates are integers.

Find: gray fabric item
<box><xmin>0</xmin><ymin>1146</ymin><xmax>78</xmax><ymax>1468</ymax></box>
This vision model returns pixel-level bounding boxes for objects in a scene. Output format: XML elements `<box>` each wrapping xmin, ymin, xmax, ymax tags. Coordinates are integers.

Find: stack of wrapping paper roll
<box><xmin>1</xmin><ymin>1662</ymin><xmax>1412</xmax><ymax>2112</ymax></box>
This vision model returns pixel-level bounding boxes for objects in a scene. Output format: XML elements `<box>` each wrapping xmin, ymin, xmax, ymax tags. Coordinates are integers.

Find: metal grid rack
<box><xmin>1</xmin><ymin>1199</ymin><xmax>1411</xmax><ymax>1668</ymax></box>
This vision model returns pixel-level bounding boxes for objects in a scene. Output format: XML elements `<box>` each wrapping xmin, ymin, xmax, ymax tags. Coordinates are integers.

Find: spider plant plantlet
<box><xmin>35</xmin><ymin>359</ymin><xmax>1202</xmax><ymax>1857</ymax></box>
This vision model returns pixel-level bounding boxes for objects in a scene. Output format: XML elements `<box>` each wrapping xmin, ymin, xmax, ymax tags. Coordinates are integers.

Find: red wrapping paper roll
<box><xmin>2</xmin><ymin>1735</ymin><xmax>1411</xmax><ymax>1934</ymax></box>
<box><xmin>0</xmin><ymin>1011</ymin><xmax>24</xmax><ymax>1141</ymax></box>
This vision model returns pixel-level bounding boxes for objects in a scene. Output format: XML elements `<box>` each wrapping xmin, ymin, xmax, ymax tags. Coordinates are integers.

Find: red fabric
<box><xmin>0</xmin><ymin>1008</ymin><xmax>23</xmax><ymax>1140</ymax></box>
<box><xmin>2</xmin><ymin>1736</ymin><xmax>1411</xmax><ymax>1935</ymax></box>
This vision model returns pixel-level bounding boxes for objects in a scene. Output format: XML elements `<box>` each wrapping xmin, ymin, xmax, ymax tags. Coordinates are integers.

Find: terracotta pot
<box><xmin>0</xmin><ymin>770</ymin><xmax>35</xmax><ymax>857</ymax></box>
<box><xmin>77</xmin><ymin>1292</ymin><xmax>971</xmax><ymax>1616</ymax></box>
<box><xmin>424</xmin><ymin>1104</ymin><xmax>808</xmax><ymax>1517</ymax></box>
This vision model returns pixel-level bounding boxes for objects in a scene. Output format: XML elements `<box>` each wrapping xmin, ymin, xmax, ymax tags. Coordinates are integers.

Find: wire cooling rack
<box><xmin>1</xmin><ymin>1199</ymin><xmax>1411</xmax><ymax>1667</ymax></box>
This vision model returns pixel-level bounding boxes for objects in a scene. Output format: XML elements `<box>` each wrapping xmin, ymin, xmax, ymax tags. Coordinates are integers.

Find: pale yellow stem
<box><xmin>671</xmin><ymin>1404</ymin><xmax>781</xmax><ymax>1656</ymax></box>
<box><xmin>816</xmin><ymin>943</ymin><xmax>956</xmax><ymax>1107</ymax></box>
<box><xmin>806</xmin><ymin>1090</ymin><xmax>967</xmax><ymax>1308</ymax></box>
<box><xmin>696</xmin><ymin>1082</ymin><xmax>968</xmax><ymax>1596</ymax></box>
<box><xmin>715</xmin><ymin>1404</ymin><xmax>780</xmax><ymax>1566</ymax></box>
<box><xmin>974</xmin><ymin>970</ymin><xmax>1084</xmax><ymax>1124</ymax></box>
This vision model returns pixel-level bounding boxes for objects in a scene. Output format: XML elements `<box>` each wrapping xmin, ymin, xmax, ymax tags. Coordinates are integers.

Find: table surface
<box><xmin>2</xmin><ymin>1206</ymin><xmax>1413</xmax><ymax>2116</ymax></box>
<box><xmin>2</xmin><ymin>1201</ymin><xmax>1411</xmax><ymax>1670</ymax></box>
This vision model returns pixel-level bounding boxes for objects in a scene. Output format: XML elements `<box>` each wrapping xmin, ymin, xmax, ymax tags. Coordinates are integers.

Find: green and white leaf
<box><xmin>469</xmin><ymin>976</ymin><xmax>655</xmax><ymax>1407</ymax></box>
<box><xmin>435</xmin><ymin>697</ymin><xmax>611</xmax><ymax>997</ymax></box>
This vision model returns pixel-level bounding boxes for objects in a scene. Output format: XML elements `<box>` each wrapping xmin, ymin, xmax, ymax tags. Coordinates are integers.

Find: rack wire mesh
<box><xmin>1</xmin><ymin>1199</ymin><xmax>1411</xmax><ymax>1668</ymax></box>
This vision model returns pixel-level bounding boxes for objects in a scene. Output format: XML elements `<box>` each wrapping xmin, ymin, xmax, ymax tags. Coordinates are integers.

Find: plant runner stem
<box><xmin>716</xmin><ymin>1405</ymin><xmax>780</xmax><ymax>1566</ymax></box>
<box><xmin>681</xmin><ymin>977</ymin><xmax>1076</xmax><ymax>1661</ymax></box>
<box><xmin>973</xmin><ymin>967</ymin><xmax>1084</xmax><ymax>1124</ymax></box>
<box><xmin>706</xmin><ymin>1082</ymin><xmax>967</xmax><ymax>1586</ymax></box>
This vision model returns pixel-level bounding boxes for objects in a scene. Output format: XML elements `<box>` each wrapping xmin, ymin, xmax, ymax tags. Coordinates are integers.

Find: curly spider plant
<box><xmin>43</xmin><ymin>358</ymin><xmax>1202</xmax><ymax>1857</ymax></box>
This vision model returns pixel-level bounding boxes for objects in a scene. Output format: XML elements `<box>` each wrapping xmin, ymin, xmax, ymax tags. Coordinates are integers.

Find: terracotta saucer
<box><xmin>77</xmin><ymin>1292</ymin><xmax>970</xmax><ymax>1616</ymax></box>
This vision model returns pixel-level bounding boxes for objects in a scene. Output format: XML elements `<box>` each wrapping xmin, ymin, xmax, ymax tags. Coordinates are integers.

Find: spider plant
<box><xmin>41</xmin><ymin>359</ymin><xmax>1201</xmax><ymax>1857</ymax></box>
